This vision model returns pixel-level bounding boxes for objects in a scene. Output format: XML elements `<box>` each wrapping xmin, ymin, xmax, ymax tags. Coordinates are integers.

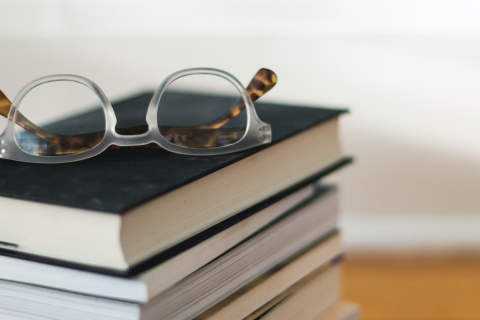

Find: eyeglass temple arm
<box><xmin>0</xmin><ymin>90</ymin><xmax>10</xmax><ymax>118</ymax></box>
<box><xmin>0</xmin><ymin>68</ymin><xmax>277</xmax><ymax>149</ymax></box>
<box><xmin>198</xmin><ymin>68</ymin><xmax>277</xmax><ymax>129</ymax></box>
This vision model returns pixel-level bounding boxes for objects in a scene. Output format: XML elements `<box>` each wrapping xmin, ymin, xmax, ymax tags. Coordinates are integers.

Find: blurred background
<box><xmin>1</xmin><ymin>1</ymin><xmax>480</xmax><ymax>317</ymax></box>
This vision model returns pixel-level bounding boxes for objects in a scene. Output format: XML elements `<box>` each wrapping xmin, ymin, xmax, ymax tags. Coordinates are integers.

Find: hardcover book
<box><xmin>0</xmin><ymin>187</ymin><xmax>341</xmax><ymax>320</ymax></box>
<box><xmin>0</xmin><ymin>92</ymin><xmax>351</xmax><ymax>272</ymax></box>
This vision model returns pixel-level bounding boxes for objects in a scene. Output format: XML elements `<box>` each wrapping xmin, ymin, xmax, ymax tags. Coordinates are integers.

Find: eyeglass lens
<box><xmin>157</xmin><ymin>74</ymin><xmax>247</xmax><ymax>149</ymax></box>
<box><xmin>14</xmin><ymin>81</ymin><xmax>106</xmax><ymax>156</ymax></box>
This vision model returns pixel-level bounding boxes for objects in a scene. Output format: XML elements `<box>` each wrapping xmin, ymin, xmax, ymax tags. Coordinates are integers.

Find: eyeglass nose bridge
<box><xmin>110</xmin><ymin>129</ymin><xmax>159</xmax><ymax>147</ymax></box>
<box><xmin>104</xmin><ymin>101</ymin><xmax>161</xmax><ymax>147</ymax></box>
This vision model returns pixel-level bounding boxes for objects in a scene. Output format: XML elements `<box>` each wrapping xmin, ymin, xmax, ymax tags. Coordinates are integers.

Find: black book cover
<box><xmin>0</xmin><ymin>92</ymin><xmax>351</xmax><ymax>275</ymax></box>
<box><xmin>0</xmin><ymin>92</ymin><xmax>349</xmax><ymax>213</ymax></box>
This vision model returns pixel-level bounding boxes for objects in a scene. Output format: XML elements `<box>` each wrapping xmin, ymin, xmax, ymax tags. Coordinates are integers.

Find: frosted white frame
<box><xmin>0</xmin><ymin>68</ymin><xmax>272</xmax><ymax>164</ymax></box>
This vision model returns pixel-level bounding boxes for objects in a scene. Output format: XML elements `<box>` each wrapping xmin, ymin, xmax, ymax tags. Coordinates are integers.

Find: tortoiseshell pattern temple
<box><xmin>0</xmin><ymin>68</ymin><xmax>275</xmax><ymax>162</ymax></box>
<box><xmin>0</xmin><ymin>90</ymin><xmax>12</xmax><ymax>119</ymax></box>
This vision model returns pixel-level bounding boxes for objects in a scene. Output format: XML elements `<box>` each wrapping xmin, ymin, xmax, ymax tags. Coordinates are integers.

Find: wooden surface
<box><xmin>342</xmin><ymin>257</ymin><xmax>480</xmax><ymax>320</ymax></box>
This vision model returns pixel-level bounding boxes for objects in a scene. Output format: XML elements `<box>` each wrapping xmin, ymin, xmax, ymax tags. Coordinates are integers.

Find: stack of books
<box><xmin>0</xmin><ymin>93</ymin><xmax>358</xmax><ymax>320</ymax></box>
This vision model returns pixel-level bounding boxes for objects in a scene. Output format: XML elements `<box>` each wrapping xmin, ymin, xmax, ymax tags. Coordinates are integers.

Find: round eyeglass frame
<box><xmin>0</xmin><ymin>68</ymin><xmax>272</xmax><ymax>164</ymax></box>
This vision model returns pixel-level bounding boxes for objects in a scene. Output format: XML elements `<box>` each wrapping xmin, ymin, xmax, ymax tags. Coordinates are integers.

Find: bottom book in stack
<box><xmin>0</xmin><ymin>184</ymin><xmax>358</xmax><ymax>320</ymax></box>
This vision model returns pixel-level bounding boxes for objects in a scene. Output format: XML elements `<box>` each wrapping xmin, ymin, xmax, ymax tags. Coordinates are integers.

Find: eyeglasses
<box><xmin>0</xmin><ymin>68</ymin><xmax>276</xmax><ymax>164</ymax></box>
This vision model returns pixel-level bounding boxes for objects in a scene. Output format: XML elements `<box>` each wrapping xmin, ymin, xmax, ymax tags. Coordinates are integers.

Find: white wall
<box><xmin>2</xmin><ymin>0</ymin><xmax>480</xmax><ymax>37</ymax></box>
<box><xmin>1</xmin><ymin>1</ymin><xmax>479</xmax><ymax>253</ymax></box>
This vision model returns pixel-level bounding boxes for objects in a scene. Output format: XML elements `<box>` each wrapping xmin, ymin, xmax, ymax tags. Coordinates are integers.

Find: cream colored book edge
<box><xmin>0</xmin><ymin>184</ymin><xmax>316</xmax><ymax>303</ymax></box>
<box><xmin>243</xmin><ymin>265</ymin><xmax>327</xmax><ymax>319</ymax></box>
<box><xmin>261</xmin><ymin>265</ymin><xmax>340</xmax><ymax>320</ymax></box>
<box><xmin>195</xmin><ymin>232</ymin><xmax>342</xmax><ymax>320</ymax></box>
<box><xmin>314</xmin><ymin>302</ymin><xmax>360</xmax><ymax>320</ymax></box>
<box><xmin>0</xmin><ymin>118</ymin><xmax>341</xmax><ymax>270</ymax></box>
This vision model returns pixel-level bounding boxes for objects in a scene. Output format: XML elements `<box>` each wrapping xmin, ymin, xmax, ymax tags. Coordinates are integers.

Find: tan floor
<box><xmin>342</xmin><ymin>257</ymin><xmax>480</xmax><ymax>320</ymax></box>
